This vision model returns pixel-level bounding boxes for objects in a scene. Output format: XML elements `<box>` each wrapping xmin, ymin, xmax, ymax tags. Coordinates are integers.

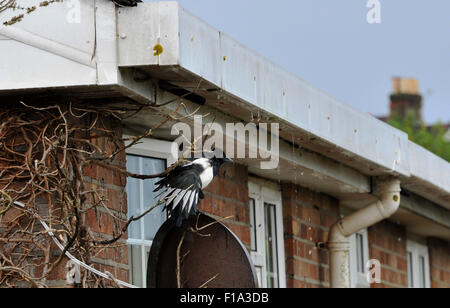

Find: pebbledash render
<box><xmin>0</xmin><ymin>1</ymin><xmax>449</xmax><ymax>288</ymax></box>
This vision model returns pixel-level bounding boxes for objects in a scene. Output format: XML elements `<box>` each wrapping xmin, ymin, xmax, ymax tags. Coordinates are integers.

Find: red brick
<box><xmin>85</xmin><ymin>209</ymin><xmax>100</xmax><ymax>233</ymax></box>
<box><xmin>284</xmin><ymin>238</ymin><xmax>296</xmax><ymax>256</ymax></box>
<box><xmin>204</xmin><ymin>177</ymin><xmax>220</xmax><ymax>195</ymax></box>
<box><xmin>97</xmin><ymin>166</ymin><xmax>112</xmax><ymax>184</ymax></box>
<box><xmin>112</xmin><ymin>169</ymin><xmax>127</xmax><ymax>187</ymax></box>
<box><xmin>117</xmin><ymin>268</ymin><xmax>130</xmax><ymax>283</ymax></box>
<box><xmin>308</xmin><ymin>264</ymin><xmax>319</xmax><ymax>280</ymax></box>
<box><xmin>297</xmin><ymin>241</ymin><xmax>305</xmax><ymax>259</ymax></box>
<box><xmin>368</xmin><ymin>221</ymin><xmax>408</xmax><ymax>288</ymax></box>
<box><xmin>428</xmin><ymin>238</ymin><xmax>450</xmax><ymax>287</ymax></box>
<box><xmin>83</xmin><ymin>163</ymin><xmax>97</xmax><ymax>179</ymax></box>
<box><xmin>107</xmin><ymin>188</ymin><xmax>125</xmax><ymax>212</ymax></box>
<box><xmin>235</xmin><ymin>204</ymin><xmax>249</xmax><ymax>224</ymax></box>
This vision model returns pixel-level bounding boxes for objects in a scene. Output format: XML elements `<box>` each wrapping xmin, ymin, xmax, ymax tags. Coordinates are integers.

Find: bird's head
<box><xmin>207</xmin><ymin>149</ymin><xmax>234</xmax><ymax>165</ymax></box>
<box><xmin>217</xmin><ymin>156</ymin><xmax>234</xmax><ymax>165</ymax></box>
<box><xmin>206</xmin><ymin>149</ymin><xmax>233</xmax><ymax>177</ymax></box>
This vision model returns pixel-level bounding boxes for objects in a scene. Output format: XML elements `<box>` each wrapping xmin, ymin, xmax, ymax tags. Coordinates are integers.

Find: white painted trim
<box><xmin>127</xmin><ymin>238</ymin><xmax>154</xmax><ymax>247</ymax></box>
<box><xmin>407</xmin><ymin>239</ymin><xmax>431</xmax><ymax>288</ymax></box>
<box><xmin>349</xmin><ymin>228</ymin><xmax>370</xmax><ymax>288</ymax></box>
<box><xmin>248</xmin><ymin>178</ymin><xmax>286</xmax><ymax>288</ymax></box>
<box><xmin>124</xmin><ymin>136</ymin><xmax>177</xmax><ymax>165</ymax></box>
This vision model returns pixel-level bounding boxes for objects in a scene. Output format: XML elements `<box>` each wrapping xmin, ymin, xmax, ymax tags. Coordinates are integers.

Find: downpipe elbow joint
<box><xmin>376</xmin><ymin>177</ymin><xmax>401</xmax><ymax>218</ymax></box>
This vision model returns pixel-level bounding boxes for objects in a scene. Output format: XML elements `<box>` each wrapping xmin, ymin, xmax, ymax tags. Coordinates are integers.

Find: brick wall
<box><xmin>281</xmin><ymin>183</ymin><xmax>340</xmax><ymax>288</ymax></box>
<box><xmin>0</xmin><ymin>104</ymin><xmax>130</xmax><ymax>287</ymax></box>
<box><xmin>199</xmin><ymin>163</ymin><xmax>251</xmax><ymax>250</ymax></box>
<box><xmin>46</xmin><ymin>113</ymin><xmax>130</xmax><ymax>287</ymax></box>
<box><xmin>81</xmin><ymin>117</ymin><xmax>130</xmax><ymax>286</ymax></box>
<box><xmin>368</xmin><ymin>221</ymin><xmax>408</xmax><ymax>288</ymax></box>
<box><xmin>428</xmin><ymin>238</ymin><xmax>450</xmax><ymax>288</ymax></box>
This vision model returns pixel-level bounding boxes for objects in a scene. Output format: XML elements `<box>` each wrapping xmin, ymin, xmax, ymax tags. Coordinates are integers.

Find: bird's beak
<box><xmin>224</xmin><ymin>157</ymin><xmax>234</xmax><ymax>163</ymax></box>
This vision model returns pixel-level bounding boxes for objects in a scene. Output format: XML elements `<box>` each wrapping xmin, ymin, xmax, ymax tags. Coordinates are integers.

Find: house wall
<box><xmin>199</xmin><ymin>163</ymin><xmax>252</xmax><ymax>250</ymax></box>
<box><xmin>85</xmin><ymin>160</ymin><xmax>450</xmax><ymax>289</ymax></box>
<box><xmin>368</xmin><ymin>221</ymin><xmax>408</xmax><ymax>288</ymax></box>
<box><xmin>198</xmin><ymin>170</ymin><xmax>450</xmax><ymax>289</ymax></box>
<box><xmin>1</xmin><ymin>104</ymin><xmax>449</xmax><ymax>288</ymax></box>
<box><xmin>281</xmin><ymin>183</ymin><xmax>340</xmax><ymax>288</ymax></box>
<box><xmin>82</xmin><ymin>119</ymin><xmax>130</xmax><ymax>285</ymax></box>
<box><xmin>428</xmin><ymin>238</ymin><xmax>450</xmax><ymax>288</ymax></box>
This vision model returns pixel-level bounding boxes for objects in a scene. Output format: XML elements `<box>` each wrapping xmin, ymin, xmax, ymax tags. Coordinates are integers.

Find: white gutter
<box><xmin>327</xmin><ymin>177</ymin><xmax>401</xmax><ymax>288</ymax></box>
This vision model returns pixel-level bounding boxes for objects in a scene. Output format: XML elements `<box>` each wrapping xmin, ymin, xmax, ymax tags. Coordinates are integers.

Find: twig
<box><xmin>92</xmin><ymin>200</ymin><xmax>163</xmax><ymax>246</ymax></box>
<box><xmin>105</xmin><ymin>271</ymin><xmax>122</xmax><ymax>288</ymax></box>
<box><xmin>198</xmin><ymin>273</ymin><xmax>220</xmax><ymax>288</ymax></box>
<box><xmin>176</xmin><ymin>229</ymin><xmax>188</xmax><ymax>288</ymax></box>
<box><xmin>0</xmin><ymin>190</ymin><xmax>13</xmax><ymax>215</ymax></box>
<box><xmin>0</xmin><ymin>94</ymin><xmax>204</xmax><ymax>287</ymax></box>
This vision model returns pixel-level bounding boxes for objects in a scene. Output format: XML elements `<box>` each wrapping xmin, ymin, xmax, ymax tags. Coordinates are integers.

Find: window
<box><xmin>125</xmin><ymin>138</ymin><xmax>176</xmax><ymax>288</ymax></box>
<box><xmin>248</xmin><ymin>178</ymin><xmax>286</xmax><ymax>288</ymax></box>
<box><xmin>349</xmin><ymin>228</ymin><xmax>370</xmax><ymax>288</ymax></box>
<box><xmin>407</xmin><ymin>239</ymin><xmax>431</xmax><ymax>288</ymax></box>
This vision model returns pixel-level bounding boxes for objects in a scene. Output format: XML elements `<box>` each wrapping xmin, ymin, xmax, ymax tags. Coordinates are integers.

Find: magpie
<box><xmin>154</xmin><ymin>152</ymin><xmax>233</xmax><ymax>227</ymax></box>
<box><xmin>111</xmin><ymin>0</ymin><xmax>142</xmax><ymax>7</ymax></box>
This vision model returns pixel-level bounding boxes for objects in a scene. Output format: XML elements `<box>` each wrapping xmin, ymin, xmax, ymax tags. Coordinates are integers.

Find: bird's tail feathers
<box><xmin>158</xmin><ymin>187</ymin><xmax>201</xmax><ymax>227</ymax></box>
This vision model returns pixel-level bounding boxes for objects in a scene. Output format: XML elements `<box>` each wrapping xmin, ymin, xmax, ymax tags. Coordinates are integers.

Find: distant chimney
<box><xmin>390</xmin><ymin>77</ymin><xmax>422</xmax><ymax>121</ymax></box>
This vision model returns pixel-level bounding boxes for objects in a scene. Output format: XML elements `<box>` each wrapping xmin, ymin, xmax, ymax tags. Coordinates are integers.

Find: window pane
<box><xmin>126</xmin><ymin>155</ymin><xmax>166</xmax><ymax>241</ymax></box>
<box><xmin>126</xmin><ymin>155</ymin><xmax>142</xmax><ymax>239</ymax></box>
<box><xmin>419</xmin><ymin>256</ymin><xmax>426</xmax><ymax>288</ymax></box>
<box><xmin>407</xmin><ymin>252</ymin><xmax>414</xmax><ymax>288</ymax></box>
<box><xmin>142</xmin><ymin>157</ymin><xmax>166</xmax><ymax>241</ymax></box>
<box><xmin>264</xmin><ymin>203</ymin><xmax>279</xmax><ymax>288</ymax></box>
<box><xmin>356</xmin><ymin>233</ymin><xmax>365</xmax><ymax>273</ymax></box>
<box><xmin>126</xmin><ymin>154</ymin><xmax>167</xmax><ymax>288</ymax></box>
<box><xmin>249</xmin><ymin>198</ymin><xmax>257</xmax><ymax>252</ymax></box>
<box><xmin>129</xmin><ymin>245</ymin><xmax>143</xmax><ymax>287</ymax></box>
<box><xmin>255</xmin><ymin>266</ymin><xmax>263</xmax><ymax>288</ymax></box>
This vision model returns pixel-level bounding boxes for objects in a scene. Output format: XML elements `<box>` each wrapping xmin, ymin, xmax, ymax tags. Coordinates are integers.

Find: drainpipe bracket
<box><xmin>328</xmin><ymin>241</ymin><xmax>350</xmax><ymax>252</ymax></box>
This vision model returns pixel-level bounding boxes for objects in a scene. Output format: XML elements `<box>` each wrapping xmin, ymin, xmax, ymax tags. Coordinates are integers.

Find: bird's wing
<box><xmin>154</xmin><ymin>161</ymin><xmax>205</xmax><ymax>226</ymax></box>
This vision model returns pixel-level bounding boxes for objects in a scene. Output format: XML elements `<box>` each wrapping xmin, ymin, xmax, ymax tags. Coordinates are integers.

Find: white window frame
<box><xmin>248</xmin><ymin>178</ymin><xmax>286</xmax><ymax>288</ymax></box>
<box><xmin>349</xmin><ymin>228</ymin><xmax>370</xmax><ymax>288</ymax></box>
<box><xmin>407</xmin><ymin>239</ymin><xmax>431</xmax><ymax>288</ymax></box>
<box><xmin>124</xmin><ymin>136</ymin><xmax>177</xmax><ymax>288</ymax></box>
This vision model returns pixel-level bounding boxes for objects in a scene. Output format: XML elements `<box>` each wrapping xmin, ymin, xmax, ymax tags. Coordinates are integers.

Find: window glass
<box><xmin>142</xmin><ymin>157</ymin><xmax>166</xmax><ymax>240</ymax></box>
<box><xmin>349</xmin><ymin>229</ymin><xmax>370</xmax><ymax>288</ymax></box>
<box><xmin>126</xmin><ymin>154</ymin><xmax>167</xmax><ymax>287</ymax></box>
<box><xmin>419</xmin><ymin>256</ymin><xmax>426</xmax><ymax>288</ymax></box>
<box><xmin>126</xmin><ymin>156</ymin><xmax>142</xmax><ymax>239</ymax></box>
<box><xmin>249</xmin><ymin>198</ymin><xmax>257</xmax><ymax>252</ymax></box>
<box><xmin>356</xmin><ymin>233</ymin><xmax>365</xmax><ymax>273</ymax></box>
<box><xmin>264</xmin><ymin>203</ymin><xmax>279</xmax><ymax>288</ymax></box>
<box><xmin>129</xmin><ymin>245</ymin><xmax>143</xmax><ymax>287</ymax></box>
<box><xmin>407</xmin><ymin>252</ymin><xmax>414</xmax><ymax>288</ymax></box>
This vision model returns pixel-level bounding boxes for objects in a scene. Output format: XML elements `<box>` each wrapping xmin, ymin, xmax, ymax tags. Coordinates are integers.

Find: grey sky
<box><xmin>144</xmin><ymin>0</ymin><xmax>450</xmax><ymax>124</ymax></box>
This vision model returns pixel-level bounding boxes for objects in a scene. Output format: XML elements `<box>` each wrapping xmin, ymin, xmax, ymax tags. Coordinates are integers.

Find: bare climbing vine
<box><xmin>0</xmin><ymin>97</ymin><xmax>198</xmax><ymax>288</ymax></box>
<box><xmin>0</xmin><ymin>1</ymin><xmax>223</xmax><ymax>288</ymax></box>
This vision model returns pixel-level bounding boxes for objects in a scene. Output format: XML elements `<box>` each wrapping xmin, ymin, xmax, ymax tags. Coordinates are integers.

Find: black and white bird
<box><xmin>111</xmin><ymin>0</ymin><xmax>142</xmax><ymax>7</ymax></box>
<box><xmin>154</xmin><ymin>152</ymin><xmax>233</xmax><ymax>227</ymax></box>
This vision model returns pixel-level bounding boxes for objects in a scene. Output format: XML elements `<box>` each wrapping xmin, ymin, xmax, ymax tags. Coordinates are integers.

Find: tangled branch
<box><xmin>0</xmin><ymin>98</ymin><xmax>194</xmax><ymax>288</ymax></box>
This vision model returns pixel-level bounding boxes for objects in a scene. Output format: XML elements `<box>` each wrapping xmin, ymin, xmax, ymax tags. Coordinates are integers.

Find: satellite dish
<box><xmin>147</xmin><ymin>213</ymin><xmax>258</xmax><ymax>288</ymax></box>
